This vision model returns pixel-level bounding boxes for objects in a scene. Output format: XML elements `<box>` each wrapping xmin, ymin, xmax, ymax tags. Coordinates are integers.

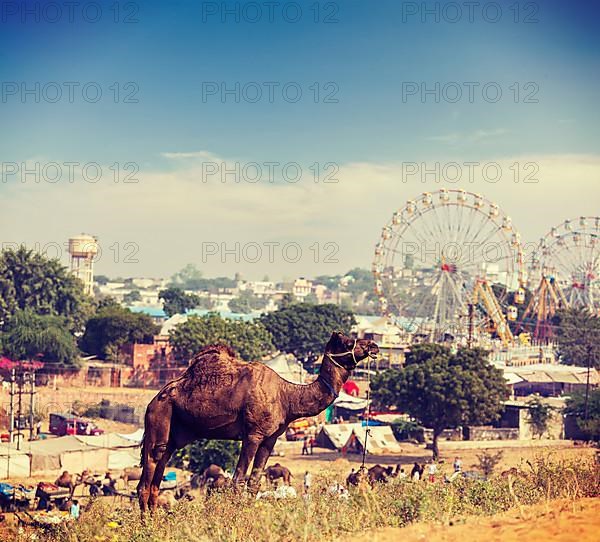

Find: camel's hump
<box><xmin>188</xmin><ymin>344</ymin><xmax>238</xmax><ymax>366</ymax></box>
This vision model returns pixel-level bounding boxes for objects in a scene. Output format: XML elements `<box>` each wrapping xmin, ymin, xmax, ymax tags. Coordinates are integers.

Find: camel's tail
<box><xmin>139</xmin><ymin>430</ymin><xmax>146</xmax><ymax>467</ymax></box>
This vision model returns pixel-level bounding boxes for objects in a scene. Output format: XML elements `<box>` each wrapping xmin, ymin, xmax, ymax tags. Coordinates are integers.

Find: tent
<box><xmin>26</xmin><ymin>436</ymin><xmax>110</xmax><ymax>474</ymax></box>
<box><xmin>314</xmin><ymin>423</ymin><xmax>362</xmax><ymax>450</ymax></box>
<box><xmin>0</xmin><ymin>443</ymin><xmax>31</xmax><ymax>478</ymax></box>
<box><xmin>75</xmin><ymin>433</ymin><xmax>141</xmax><ymax>470</ymax></box>
<box><xmin>118</xmin><ymin>428</ymin><xmax>144</xmax><ymax>443</ymax></box>
<box><xmin>260</xmin><ymin>353</ymin><xmax>307</xmax><ymax>384</ymax></box>
<box><xmin>333</xmin><ymin>391</ymin><xmax>369</xmax><ymax>411</ymax></box>
<box><xmin>343</xmin><ymin>425</ymin><xmax>402</xmax><ymax>455</ymax></box>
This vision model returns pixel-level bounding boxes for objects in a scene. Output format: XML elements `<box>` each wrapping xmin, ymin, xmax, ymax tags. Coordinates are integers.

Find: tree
<box><xmin>371</xmin><ymin>344</ymin><xmax>509</xmax><ymax>459</ymax></box>
<box><xmin>80</xmin><ymin>304</ymin><xmax>159</xmax><ymax>360</ymax></box>
<box><xmin>476</xmin><ymin>450</ymin><xmax>503</xmax><ymax>477</ymax></box>
<box><xmin>123</xmin><ymin>290</ymin><xmax>142</xmax><ymax>304</ymax></box>
<box><xmin>553</xmin><ymin>309</ymin><xmax>600</xmax><ymax>369</ymax></box>
<box><xmin>0</xmin><ymin>246</ymin><xmax>91</xmax><ymax>332</ymax></box>
<box><xmin>159</xmin><ymin>288</ymin><xmax>200</xmax><ymax>317</ymax></box>
<box><xmin>95</xmin><ymin>275</ymin><xmax>110</xmax><ymax>286</ymax></box>
<box><xmin>527</xmin><ymin>395</ymin><xmax>554</xmax><ymax>439</ymax></box>
<box><xmin>0</xmin><ymin>309</ymin><xmax>79</xmax><ymax>366</ymax></box>
<box><xmin>228</xmin><ymin>291</ymin><xmax>267</xmax><ymax>314</ymax></box>
<box><xmin>260</xmin><ymin>303</ymin><xmax>356</xmax><ymax>366</ymax></box>
<box><xmin>564</xmin><ymin>390</ymin><xmax>600</xmax><ymax>442</ymax></box>
<box><xmin>169</xmin><ymin>313</ymin><xmax>274</xmax><ymax>362</ymax></box>
<box><xmin>171</xmin><ymin>440</ymin><xmax>240</xmax><ymax>473</ymax></box>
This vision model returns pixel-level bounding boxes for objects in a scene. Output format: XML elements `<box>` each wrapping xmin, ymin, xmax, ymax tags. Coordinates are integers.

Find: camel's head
<box><xmin>325</xmin><ymin>331</ymin><xmax>379</xmax><ymax>371</ymax></box>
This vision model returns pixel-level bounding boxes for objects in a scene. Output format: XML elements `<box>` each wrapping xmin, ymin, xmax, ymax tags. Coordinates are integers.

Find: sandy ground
<box><xmin>359</xmin><ymin>498</ymin><xmax>600</xmax><ymax>542</ymax></box>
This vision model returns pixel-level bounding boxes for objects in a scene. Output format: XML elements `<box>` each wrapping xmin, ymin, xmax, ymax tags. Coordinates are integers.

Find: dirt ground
<box><xmin>273</xmin><ymin>440</ymin><xmax>596</xmax><ymax>481</ymax></box>
<box><xmin>359</xmin><ymin>498</ymin><xmax>600</xmax><ymax>542</ymax></box>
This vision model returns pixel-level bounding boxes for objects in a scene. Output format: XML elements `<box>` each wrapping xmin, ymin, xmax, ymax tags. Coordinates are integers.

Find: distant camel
<box><xmin>264</xmin><ymin>463</ymin><xmax>293</xmax><ymax>486</ymax></box>
<box><xmin>367</xmin><ymin>464</ymin><xmax>394</xmax><ymax>485</ymax></box>
<box><xmin>138</xmin><ymin>331</ymin><xmax>378</xmax><ymax>514</ymax></box>
<box><xmin>121</xmin><ymin>467</ymin><xmax>143</xmax><ymax>486</ymax></box>
<box><xmin>55</xmin><ymin>471</ymin><xmax>80</xmax><ymax>498</ymax></box>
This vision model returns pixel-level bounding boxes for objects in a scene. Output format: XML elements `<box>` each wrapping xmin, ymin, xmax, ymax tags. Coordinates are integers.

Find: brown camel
<box><xmin>138</xmin><ymin>331</ymin><xmax>378</xmax><ymax>513</ymax></box>
<box><xmin>55</xmin><ymin>471</ymin><xmax>80</xmax><ymax>498</ymax></box>
<box><xmin>264</xmin><ymin>463</ymin><xmax>293</xmax><ymax>486</ymax></box>
<box><xmin>121</xmin><ymin>467</ymin><xmax>143</xmax><ymax>486</ymax></box>
<box><xmin>367</xmin><ymin>464</ymin><xmax>394</xmax><ymax>485</ymax></box>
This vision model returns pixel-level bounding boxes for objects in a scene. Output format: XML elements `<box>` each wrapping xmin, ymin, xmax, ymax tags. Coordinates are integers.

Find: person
<box><xmin>303</xmin><ymin>471</ymin><xmax>312</xmax><ymax>495</ymax></box>
<box><xmin>398</xmin><ymin>468</ymin><xmax>407</xmax><ymax>480</ymax></box>
<box><xmin>301</xmin><ymin>436</ymin><xmax>309</xmax><ymax>455</ymax></box>
<box><xmin>410</xmin><ymin>462</ymin><xmax>421</xmax><ymax>482</ymax></box>
<box><xmin>453</xmin><ymin>457</ymin><xmax>462</xmax><ymax>473</ymax></box>
<box><xmin>89</xmin><ymin>480</ymin><xmax>102</xmax><ymax>498</ymax></box>
<box><xmin>70</xmin><ymin>499</ymin><xmax>80</xmax><ymax>520</ymax></box>
<box><xmin>428</xmin><ymin>461</ymin><xmax>437</xmax><ymax>483</ymax></box>
<box><xmin>308</xmin><ymin>436</ymin><xmax>315</xmax><ymax>455</ymax></box>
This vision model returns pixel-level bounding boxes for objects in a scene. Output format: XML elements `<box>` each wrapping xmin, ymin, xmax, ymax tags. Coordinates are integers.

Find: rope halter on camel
<box><xmin>325</xmin><ymin>339</ymin><xmax>359</xmax><ymax>370</ymax></box>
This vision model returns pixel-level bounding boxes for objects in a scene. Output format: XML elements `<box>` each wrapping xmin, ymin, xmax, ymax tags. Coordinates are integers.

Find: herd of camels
<box><xmin>137</xmin><ymin>331</ymin><xmax>379</xmax><ymax>514</ymax></box>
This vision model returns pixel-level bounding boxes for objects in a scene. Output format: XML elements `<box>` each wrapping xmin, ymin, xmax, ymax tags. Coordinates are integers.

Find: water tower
<box><xmin>68</xmin><ymin>234</ymin><xmax>98</xmax><ymax>296</ymax></box>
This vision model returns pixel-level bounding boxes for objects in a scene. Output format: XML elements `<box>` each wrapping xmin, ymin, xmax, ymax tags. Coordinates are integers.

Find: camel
<box><xmin>121</xmin><ymin>467</ymin><xmax>142</xmax><ymax>486</ymax></box>
<box><xmin>55</xmin><ymin>471</ymin><xmax>80</xmax><ymax>498</ymax></box>
<box><xmin>138</xmin><ymin>331</ymin><xmax>378</xmax><ymax>514</ymax></box>
<box><xmin>196</xmin><ymin>464</ymin><xmax>225</xmax><ymax>488</ymax></box>
<box><xmin>367</xmin><ymin>464</ymin><xmax>394</xmax><ymax>485</ymax></box>
<box><xmin>264</xmin><ymin>463</ymin><xmax>292</xmax><ymax>486</ymax></box>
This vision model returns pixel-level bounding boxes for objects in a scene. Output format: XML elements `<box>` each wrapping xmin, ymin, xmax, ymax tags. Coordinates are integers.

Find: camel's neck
<box><xmin>285</xmin><ymin>354</ymin><xmax>349</xmax><ymax>420</ymax></box>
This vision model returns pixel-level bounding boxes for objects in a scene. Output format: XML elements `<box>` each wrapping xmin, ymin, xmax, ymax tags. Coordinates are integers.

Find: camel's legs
<box><xmin>247</xmin><ymin>435</ymin><xmax>277</xmax><ymax>492</ymax></box>
<box><xmin>148</xmin><ymin>445</ymin><xmax>174</xmax><ymax>511</ymax></box>
<box><xmin>138</xmin><ymin>398</ymin><xmax>172</xmax><ymax>515</ymax></box>
<box><xmin>233</xmin><ymin>434</ymin><xmax>262</xmax><ymax>489</ymax></box>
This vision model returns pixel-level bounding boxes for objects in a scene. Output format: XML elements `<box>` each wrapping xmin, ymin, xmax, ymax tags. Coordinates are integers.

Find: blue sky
<box><xmin>0</xmin><ymin>0</ymin><xmax>599</xmax><ymax>279</ymax></box>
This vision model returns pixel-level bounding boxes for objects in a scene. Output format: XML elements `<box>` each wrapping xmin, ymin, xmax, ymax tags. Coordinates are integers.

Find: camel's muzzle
<box><xmin>367</xmin><ymin>342</ymin><xmax>379</xmax><ymax>358</ymax></box>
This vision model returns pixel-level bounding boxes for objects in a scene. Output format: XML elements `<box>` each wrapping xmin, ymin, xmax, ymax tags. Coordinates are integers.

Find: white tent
<box><xmin>315</xmin><ymin>423</ymin><xmax>362</xmax><ymax>450</ymax></box>
<box><xmin>260</xmin><ymin>353</ymin><xmax>307</xmax><ymax>384</ymax></box>
<box><xmin>344</xmin><ymin>425</ymin><xmax>402</xmax><ymax>455</ymax></box>
<box><xmin>75</xmin><ymin>433</ymin><xmax>141</xmax><ymax>470</ymax></box>
<box><xmin>333</xmin><ymin>391</ymin><xmax>369</xmax><ymax>411</ymax></box>
<box><xmin>118</xmin><ymin>428</ymin><xmax>144</xmax><ymax>443</ymax></box>
<box><xmin>0</xmin><ymin>443</ymin><xmax>31</xmax><ymax>478</ymax></box>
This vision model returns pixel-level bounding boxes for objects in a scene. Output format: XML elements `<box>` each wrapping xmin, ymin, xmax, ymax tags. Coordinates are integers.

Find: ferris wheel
<box><xmin>530</xmin><ymin>216</ymin><xmax>600</xmax><ymax>313</ymax></box>
<box><xmin>372</xmin><ymin>189</ymin><xmax>524</xmax><ymax>344</ymax></box>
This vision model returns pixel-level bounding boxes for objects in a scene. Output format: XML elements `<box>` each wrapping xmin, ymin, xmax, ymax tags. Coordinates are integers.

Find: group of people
<box><xmin>410</xmin><ymin>456</ymin><xmax>462</xmax><ymax>483</ymax></box>
<box><xmin>301</xmin><ymin>435</ymin><xmax>316</xmax><ymax>455</ymax></box>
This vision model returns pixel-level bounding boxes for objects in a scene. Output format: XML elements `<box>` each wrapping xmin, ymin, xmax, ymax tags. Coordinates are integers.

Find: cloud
<box><xmin>427</xmin><ymin>128</ymin><xmax>508</xmax><ymax>145</ymax></box>
<box><xmin>0</xmin><ymin>152</ymin><xmax>598</xmax><ymax>280</ymax></box>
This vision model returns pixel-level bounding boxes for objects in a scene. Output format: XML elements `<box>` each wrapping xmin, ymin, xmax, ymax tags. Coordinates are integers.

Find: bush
<box><xmin>31</xmin><ymin>453</ymin><xmax>600</xmax><ymax>542</ymax></box>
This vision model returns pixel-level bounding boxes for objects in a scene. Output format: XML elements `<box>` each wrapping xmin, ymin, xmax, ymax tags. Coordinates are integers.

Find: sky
<box><xmin>0</xmin><ymin>0</ymin><xmax>599</xmax><ymax>281</ymax></box>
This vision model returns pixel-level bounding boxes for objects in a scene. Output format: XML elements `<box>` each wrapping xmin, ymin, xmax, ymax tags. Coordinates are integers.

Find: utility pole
<box><xmin>584</xmin><ymin>343</ymin><xmax>593</xmax><ymax>421</ymax></box>
<box><xmin>9</xmin><ymin>363</ymin><xmax>37</xmax><ymax>451</ymax></box>
<box><xmin>467</xmin><ymin>303</ymin><xmax>474</xmax><ymax>349</ymax></box>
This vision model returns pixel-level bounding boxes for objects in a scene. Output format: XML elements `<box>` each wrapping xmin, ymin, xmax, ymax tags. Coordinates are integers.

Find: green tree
<box><xmin>371</xmin><ymin>344</ymin><xmax>509</xmax><ymax>459</ymax></box>
<box><xmin>123</xmin><ymin>290</ymin><xmax>142</xmax><ymax>304</ymax></box>
<box><xmin>527</xmin><ymin>395</ymin><xmax>554</xmax><ymax>439</ymax></box>
<box><xmin>343</xmin><ymin>268</ymin><xmax>374</xmax><ymax>295</ymax></box>
<box><xmin>159</xmin><ymin>287</ymin><xmax>201</xmax><ymax>317</ymax></box>
<box><xmin>171</xmin><ymin>440</ymin><xmax>240</xmax><ymax>473</ymax></box>
<box><xmin>553</xmin><ymin>309</ymin><xmax>600</xmax><ymax>369</ymax></box>
<box><xmin>260</xmin><ymin>303</ymin><xmax>356</xmax><ymax>366</ymax></box>
<box><xmin>0</xmin><ymin>309</ymin><xmax>79</xmax><ymax>366</ymax></box>
<box><xmin>80</xmin><ymin>304</ymin><xmax>159</xmax><ymax>360</ymax></box>
<box><xmin>228</xmin><ymin>291</ymin><xmax>267</xmax><ymax>314</ymax></box>
<box><xmin>169</xmin><ymin>313</ymin><xmax>274</xmax><ymax>362</ymax></box>
<box><xmin>564</xmin><ymin>389</ymin><xmax>600</xmax><ymax>442</ymax></box>
<box><xmin>0</xmin><ymin>246</ymin><xmax>91</xmax><ymax>332</ymax></box>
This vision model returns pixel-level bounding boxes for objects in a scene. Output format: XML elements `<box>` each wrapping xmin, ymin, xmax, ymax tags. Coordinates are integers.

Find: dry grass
<box><xmin>9</xmin><ymin>452</ymin><xmax>597</xmax><ymax>542</ymax></box>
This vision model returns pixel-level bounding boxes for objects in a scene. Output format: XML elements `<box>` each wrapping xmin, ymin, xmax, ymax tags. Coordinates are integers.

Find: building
<box><xmin>504</xmin><ymin>364</ymin><xmax>599</xmax><ymax>397</ymax></box>
<box><xmin>292</xmin><ymin>278</ymin><xmax>312</xmax><ymax>299</ymax></box>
